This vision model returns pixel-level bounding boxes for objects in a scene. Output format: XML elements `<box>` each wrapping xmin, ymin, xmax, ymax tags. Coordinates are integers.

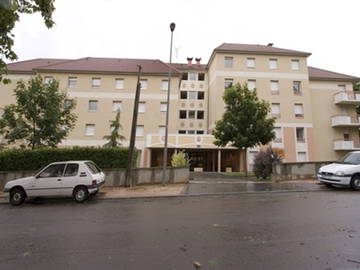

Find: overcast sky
<box><xmin>12</xmin><ymin>0</ymin><xmax>360</xmax><ymax>76</ymax></box>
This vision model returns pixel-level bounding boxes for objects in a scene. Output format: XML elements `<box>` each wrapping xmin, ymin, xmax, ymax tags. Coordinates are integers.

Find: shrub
<box><xmin>253</xmin><ymin>147</ymin><xmax>283</xmax><ymax>179</ymax></box>
<box><xmin>171</xmin><ymin>151</ymin><xmax>190</xmax><ymax>168</ymax></box>
<box><xmin>0</xmin><ymin>147</ymin><xmax>136</xmax><ymax>171</ymax></box>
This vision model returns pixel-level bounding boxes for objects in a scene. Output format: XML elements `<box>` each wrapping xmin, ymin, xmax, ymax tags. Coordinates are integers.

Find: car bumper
<box><xmin>318</xmin><ymin>174</ymin><xmax>351</xmax><ymax>186</ymax></box>
<box><xmin>87</xmin><ymin>180</ymin><xmax>105</xmax><ymax>193</ymax></box>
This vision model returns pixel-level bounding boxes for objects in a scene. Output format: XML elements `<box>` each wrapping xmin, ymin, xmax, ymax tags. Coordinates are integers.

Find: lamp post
<box><xmin>162</xmin><ymin>22</ymin><xmax>175</xmax><ymax>185</ymax></box>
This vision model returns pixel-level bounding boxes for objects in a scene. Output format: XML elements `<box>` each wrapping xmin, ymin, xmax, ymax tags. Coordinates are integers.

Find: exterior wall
<box><xmin>310</xmin><ymin>80</ymin><xmax>356</xmax><ymax>161</ymax></box>
<box><xmin>208</xmin><ymin>52</ymin><xmax>315</xmax><ymax>162</ymax></box>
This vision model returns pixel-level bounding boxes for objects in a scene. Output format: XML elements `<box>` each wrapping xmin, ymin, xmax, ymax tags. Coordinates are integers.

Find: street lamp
<box><xmin>162</xmin><ymin>22</ymin><xmax>175</xmax><ymax>185</ymax></box>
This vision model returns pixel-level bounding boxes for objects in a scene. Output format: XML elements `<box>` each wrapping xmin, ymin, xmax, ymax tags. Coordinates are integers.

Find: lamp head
<box><xmin>170</xmin><ymin>23</ymin><xmax>175</xmax><ymax>32</ymax></box>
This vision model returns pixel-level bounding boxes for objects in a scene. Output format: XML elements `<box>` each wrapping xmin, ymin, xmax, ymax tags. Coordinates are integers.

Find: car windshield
<box><xmin>338</xmin><ymin>152</ymin><xmax>360</xmax><ymax>165</ymax></box>
<box><xmin>85</xmin><ymin>162</ymin><xmax>102</xmax><ymax>174</ymax></box>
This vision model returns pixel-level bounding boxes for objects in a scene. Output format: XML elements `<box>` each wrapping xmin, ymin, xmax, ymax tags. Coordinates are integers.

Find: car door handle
<box><xmin>57</xmin><ymin>179</ymin><xmax>62</xmax><ymax>181</ymax></box>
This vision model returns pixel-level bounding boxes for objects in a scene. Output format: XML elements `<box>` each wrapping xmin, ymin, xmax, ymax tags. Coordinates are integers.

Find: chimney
<box><xmin>267</xmin><ymin>43</ymin><xmax>274</xmax><ymax>47</ymax></box>
<box><xmin>187</xmin><ymin>57</ymin><xmax>193</xmax><ymax>65</ymax></box>
<box><xmin>195</xmin><ymin>58</ymin><xmax>201</xmax><ymax>65</ymax></box>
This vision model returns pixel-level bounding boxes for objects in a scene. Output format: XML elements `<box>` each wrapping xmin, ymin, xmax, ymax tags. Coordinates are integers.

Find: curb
<box><xmin>0</xmin><ymin>188</ymin><xmax>329</xmax><ymax>205</ymax></box>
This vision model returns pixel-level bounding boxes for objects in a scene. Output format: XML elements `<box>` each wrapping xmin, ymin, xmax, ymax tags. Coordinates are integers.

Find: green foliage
<box><xmin>171</xmin><ymin>151</ymin><xmax>190</xmax><ymax>168</ymax></box>
<box><xmin>213</xmin><ymin>83</ymin><xmax>276</xmax><ymax>149</ymax></box>
<box><xmin>0</xmin><ymin>0</ymin><xmax>55</xmax><ymax>83</ymax></box>
<box><xmin>0</xmin><ymin>147</ymin><xmax>136</xmax><ymax>171</ymax></box>
<box><xmin>103</xmin><ymin>111</ymin><xmax>126</xmax><ymax>148</ymax></box>
<box><xmin>0</xmin><ymin>75</ymin><xmax>77</xmax><ymax>149</ymax></box>
<box><xmin>354</xmin><ymin>81</ymin><xmax>360</xmax><ymax>91</ymax></box>
<box><xmin>253</xmin><ymin>147</ymin><xmax>283</xmax><ymax>179</ymax></box>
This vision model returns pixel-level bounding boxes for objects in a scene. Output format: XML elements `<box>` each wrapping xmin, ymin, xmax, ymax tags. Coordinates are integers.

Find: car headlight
<box><xmin>335</xmin><ymin>171</ymin><xmax>345</xmax><ymax>176</ymax></box>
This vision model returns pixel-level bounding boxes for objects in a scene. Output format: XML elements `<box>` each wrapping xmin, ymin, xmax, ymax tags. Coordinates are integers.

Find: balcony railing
<box><xmin>331</xmin><ymin>115</ymin><xmax>360</xmax><ymax>127</ymax></box>
<box><xmin>334</xmin><ymin>91</ymin><xmax>360</xmax><ymax>104</ymax></box>
<box><xmin>333</xmin><ymin>139</ymin><xmax>360</xmax><ymax>151</ymax></box>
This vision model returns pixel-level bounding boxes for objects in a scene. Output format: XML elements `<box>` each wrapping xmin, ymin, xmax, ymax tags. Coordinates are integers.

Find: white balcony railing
<box><xmin>334</xmin><ymin>91</ymin><xmax>360</xmax><ymax>104</ymax></box>
<box><xmin>333</xmin><ymin>140</ymin><xmax>360</xmax><ymax>151</ymax></box>
<box><xmin>331</xmin><ymin>115</ymin><xmax>360</xmax><ymax>127</ymax></box>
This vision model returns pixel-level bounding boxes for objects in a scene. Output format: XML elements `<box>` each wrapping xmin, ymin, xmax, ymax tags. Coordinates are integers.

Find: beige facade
<box><xmin>1</xmin><ymin>44</ymin><xmax>359</xmax><ymax>171</ymax></box>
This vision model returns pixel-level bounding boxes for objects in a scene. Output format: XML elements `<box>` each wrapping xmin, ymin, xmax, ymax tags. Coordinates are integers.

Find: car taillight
<box><xmin>92</xmin><ymin>180</ymin><xmax>97</xmax><ymax>185</ymax></box>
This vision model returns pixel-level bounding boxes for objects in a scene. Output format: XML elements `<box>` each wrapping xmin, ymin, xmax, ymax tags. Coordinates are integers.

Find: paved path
<box><xmin>1</xmin><ymin>191</ymin><xmax>360</xmax><ymax>269</ymax></box>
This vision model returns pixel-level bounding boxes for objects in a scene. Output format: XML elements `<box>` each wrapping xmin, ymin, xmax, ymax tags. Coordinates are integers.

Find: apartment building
<box><xmin>0</xmin><ymin>43</ymin><xmax>358</xmax><ymax>171</ymax></box>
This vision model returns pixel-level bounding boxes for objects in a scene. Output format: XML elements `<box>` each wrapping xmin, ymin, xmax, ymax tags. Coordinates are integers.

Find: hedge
<box><xmin>0</xmin><ymin>147</ymin><xmax>137</xmax><ymax>171</ymax></box>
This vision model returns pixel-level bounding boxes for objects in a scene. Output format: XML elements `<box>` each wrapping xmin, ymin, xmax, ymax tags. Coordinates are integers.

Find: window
<box><xmin>179</xmin><ymin>110</ymin><xmax>187</xmax><ymax>119</ymax></box>
<box><xmin>297</xmin><ymin>152</ymin><xmax>307</xmax><ymax>162</ymax></box>
<box><xmin>44</xmin><ymin>76</ymin><xmax>53</xmax><ymax>84</ymax></box>
<box><xmin>178</xmin><ymin>130</ymin><xmax>186</xmax><ymax>134</ymax></box>
<box><xmin>296</xmin><ymin>127</ymin><xmax>305</xmax><ymax>142</ymax></box>
<box><xmin>115</xmin><ymin>79</ymin><xmax>124</xmax><ymax>89</ymax></box>
<box><xmin>269</xmin><ymin>58</ymin><xmax>278</xmax><ymax>69</ymax></box>
<box><xmin>294</xmin><ymin>104</ymin><xmax>304</xmax><ymax>118</ymax></box>
<box><xmin>188</xmin><ymin>72</ymin><xmax>198</xmax><ymax>81</ymax></box>
<box><xmin>224</xmin><ymin>78</ymin><xmax>233</xmax><ymax>88</ymax></box>
<box><xmin>344</xmin><ymin>133</ymin><xmax>351</xmax><ymax>140</ymax></box>
<box><xmin>198</xmin><ymin>73</ymin><xmax>205</xmax><ymax>81</ymax></box>
<box><xmin>159</xmin><ymin>126</ymin><xmax>166</xmax><ymax>136</ymax></box>
<box><xmin>138</xmin><ymin>102</ymin><xmax>146</xmax><ymax>113</ymax></box>
<box><xmin>160</xmin><ymin>102</ymin><xmax>167</xmax><ymax>112</ymax></box>
<box><xmin>140</xmin><ymin>79</ymin><xmax>148</xmax><ymax>90</ymax></box>
<box><xmin>64</xmin><ymin>99</ymin><xmax>73</xmax><ymax>109</ymax></box>
<box><xmin>92</xmin><ymin>77</ymin><xmax>101</xmax><ymax>88</ymax></box>
<box><xmin>196</xmin><ymin>130</ymin><xmax>204</xmax><ymax>134</ymax></box>
<box><xmin>271</xmin><ymin>103</ymin><xmax>280</xmax><ymax>117</ymax></box>
<box><xmin>224</xmin><ymin>56</ymin><xmax>233</xmax><ymax>68</ymax></box>
<box><xmin>161</xmin><ymin>80</ymin><xmax>169</xmax><ymax>91</ymax></box>
<box><xmin>180</xmin><ymin>91</ymin><xmax>187</xmax><ymax>99</ymax></box>
<box><xmin>188</xmin><ymin>110</ymin><xmax>196</xmax><ymax>119</ymax></box>
<box><xmin>293</xmin><ymin>81</ymin><xmax>301</xmax><ymax>95</ymax></box>
<box><xmin>85</xmin><ymin>162</ymin><xmax>102</xmax><ymax>174</ymax></box>
<box><xmin>136</xmin><ymin>125</ymin><xmax>144</xmax><ymax>137</ymax></box>
<box><xmin>39</xmin><ymin>164</ymin><xmax>65</xmax><ymax>178</ymax></box>
<box><xmin>197</xmin><ymin>92</ymin><xmax>205</xmax><ymax>100</ymax></box>
<box><xmin>68</xmin><ymin>77</ymin><xmax>77</xmax><ymax>88</ymax></box>
<box><xmin>112</xmin><ymin>101</ymin><xmax>122</xmax><ymax>112</ymax></box>
<box><xmin>291</xmin><ymin>59</ymin><xmax>300</xmax><ymax>70</ymax></box>
<box><xmin>274</xmin><ymin>127</ymin><xmax>282</xmax><ymax>143</ymax></box>
<box><xmin>338</xmin><ymin>84</ymin><xmax>346</xmax><ymax>91</ymax></box>
<box><xmin>247</xmin><ymin>80</ymin><xmax>256</xmax><ymax>91</ymax></box>
<box><xmin>182</xmin><ymin>73</ymin><xmax>188</xmax><ymax>80</ymax></box>
<box><xmin>88</xmin><ymin>100</ymin><xmax>98</xmax><ymax>112</ymax></box>
<box><xmin>187</xmin><ymin>130</ymin><xmax>195</xmax><ymax>134</ymax></box>
<box><xmin>188</xmin><ymin>91</ymin><xmax>197</xmax><ymax>100</ymax></box>
<box><xmin>247</xmin><ymin>58</ymin><xmax>256</xmax><ymax>68</ymax></box>
<box><xmin>270</xmin><ymin>80</ymin><xmax>279</xmax><ymax>93</ymax></box>
<box><xmin>85</xmin><ymin>124</ymin><xmax>95</xmax><ymax>136</ymax></box>
<box><xmin>64</xmin><ymin>164</ymin><xmax>79</xmax><ymax>177</ymax></box>
<box><xmin>197</xmin><ymin>111</ymin><xmax>204</xmax><ymax>119</ymax></box>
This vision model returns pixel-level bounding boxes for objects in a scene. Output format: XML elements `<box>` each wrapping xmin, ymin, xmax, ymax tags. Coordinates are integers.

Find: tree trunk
<box><xmin>244</xmin><ymin>148</ymin><xmax>248</xmax><ymax>177</ymax></box>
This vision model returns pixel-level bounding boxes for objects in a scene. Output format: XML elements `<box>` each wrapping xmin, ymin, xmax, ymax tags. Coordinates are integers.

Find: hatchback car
<box><xmin>3</xmin><ymin>161</ymin><xmax>105</xmax><ymax>205</ymax></box>
<box><xmin>318</xmin><ymin>151</ymin><xmax>360</xmax><ymax>190</ymax></box>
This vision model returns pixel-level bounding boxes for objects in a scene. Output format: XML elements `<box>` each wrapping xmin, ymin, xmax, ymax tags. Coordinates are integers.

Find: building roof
<box><xmin>6</xmin><ymin>58</ymin><xmax>69</xmax><ymax>73</ymax></box>
<box><xmin>214</xmin><ymin>43</ymin><xmax>312</xmax><ymax>57</ymax></box>
<box><xmin>170</xmin><ymin>63</ymin><xmax>207</xmax><ymax>71</ymax></box>
<box><xmin>308</xmin><ymin>66</ymin><xmax>359</xmax><ymax>82</ymax></box>
<box><xmin>7</xmin><ymin>57</ymin><xmax>180</xmax><ymax>75</ymax></box>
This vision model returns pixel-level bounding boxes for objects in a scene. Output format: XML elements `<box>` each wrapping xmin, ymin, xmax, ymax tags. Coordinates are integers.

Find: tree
<box><xmin>0</xmin><ymin>0</ymin><xmax>55</xmax><ymax>83</ymax></box>
<box><xmin>213</xmin><ymin>83</ymin><xmax>276</xmax><ymax>175</ymax></box>
<box><xmin>0</xmin><ymin>75</ymin><xmax>77</xmax><ymax>149</ymax></box>
<box><xmin>103</xmin><ymin>111</ymin><xmax>125</xmax><ymax>148</ymax></box>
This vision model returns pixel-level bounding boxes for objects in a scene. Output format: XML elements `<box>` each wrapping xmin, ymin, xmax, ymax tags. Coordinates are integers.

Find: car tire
<box><xmin>350</xmin><ymin>175</ymin><xmax>360</xmax><ymax>190</ymax></box>
<box><xmin>10</xmin><ymin>188</ymin><xmax>26</xmax><ymax>206</ymax></box>
<box><xmin>73</xmin><ymin>186</ymin><xmax>89</xmax><ymax>203</ymax></box>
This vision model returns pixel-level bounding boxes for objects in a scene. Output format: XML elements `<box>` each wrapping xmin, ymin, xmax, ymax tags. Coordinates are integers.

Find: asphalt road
<box><xmin>1</xmin><ymin>190</ymin><xmax>360</xmax><ymax>270</ymax></box>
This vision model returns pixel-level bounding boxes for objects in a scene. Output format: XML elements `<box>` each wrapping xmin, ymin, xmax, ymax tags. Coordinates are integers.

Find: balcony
<box><xmin>334</xmin><ymin>91</ymin><xmax>360</xmax><ymax>105</ymax></box>
<box><xmin>331</xmin><ymin>115</ymin><xmax>360</xmax><ymax>127</ymax></box>
<box><xmin>333</xmin><ymin>140</ymin><xmax>360</xmax><ymax>151</ymax></box>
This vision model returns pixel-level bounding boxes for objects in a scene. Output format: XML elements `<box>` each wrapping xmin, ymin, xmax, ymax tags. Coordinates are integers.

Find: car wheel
<box><xmin>73</xmin><ymin>186</ymin><xmax>89</xmax><ymax>203</ymax></box>
<box><xmin>350</xmin><ymin>175</ymin><xmax>360</xmax><ymax>190</ymax></box>
<box><xmin>10</xmin><ymin>188</ymin><xmax>26</xmax><ymax>206</ymax></box>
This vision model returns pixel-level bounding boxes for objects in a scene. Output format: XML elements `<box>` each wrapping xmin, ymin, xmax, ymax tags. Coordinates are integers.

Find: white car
<box><xmin>3</xmin><ymin>161</ymin><xmax>105</xmax><ymax>205</ymax></box>
<box><xmin>318</xmin><ymin>151</ymin><xmax>360</xmax><ymax>190</ymax></box>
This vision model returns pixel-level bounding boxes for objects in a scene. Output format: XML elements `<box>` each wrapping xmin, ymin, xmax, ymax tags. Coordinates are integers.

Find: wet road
<box><xmin>1</xmin><ymin>190</ymin><xmax>360</xmax><ymax>270</ymax></box>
